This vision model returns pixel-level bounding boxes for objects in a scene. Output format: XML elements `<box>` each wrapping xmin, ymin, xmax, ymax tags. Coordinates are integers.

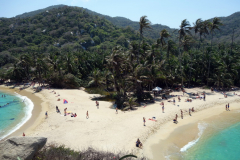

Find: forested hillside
<box><xmin>0</xmin><ymin>6</ymin><xmax>144</xmax><ymax>89</ymax></box>
<box><xmin>15</xmin><ymin>5</ymin><xmax>65</xmax><ymax>18</ymax></box>
<box><xmin>11</xmin><ymin>5</ymin><xmax>240</xmax><ymax>43</ymax></box>
<box><xmin>83</xmin><ymin>8</ymin><xmax>175</xmax><ymax>40</ymax></box>
<box><xmin>212</xmin><ymin>12</ymin><xmax>240</xmax><ymax>43</ymax></box>
<box><xmin>0</xmin><ymin>6</ymin><xmax>144</xmax><ymax>54</ymax></box>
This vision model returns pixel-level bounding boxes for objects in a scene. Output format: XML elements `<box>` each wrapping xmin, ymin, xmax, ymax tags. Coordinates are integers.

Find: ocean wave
<box><xmin>180</xmin><ymin>122</ymin><xmax>208</xmax><ymax>152</ymax></box>
<box><xmin>0</xmin><ymin>92</ymin><xmax>34</xmax><ymax>140</ymax></box>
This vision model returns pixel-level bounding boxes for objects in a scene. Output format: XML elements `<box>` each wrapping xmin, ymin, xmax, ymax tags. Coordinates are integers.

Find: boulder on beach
<box><xmin>0</xmin><ymin>137</ymin><xmax>47</xmax><ymax>160</ymax></box>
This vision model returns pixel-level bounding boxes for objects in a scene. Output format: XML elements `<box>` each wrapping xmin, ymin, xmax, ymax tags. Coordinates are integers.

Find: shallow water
<box><xmin>163</xmin><ymin>109</ymin><xmax>240</xmax><ymax>160</ymax></box>
<box><xmin>0</xmin><ymin>90</ymin><xmax>33</xmax><ymax>140</ymax></box>
<box><xmin>182</xmin><ymin>110</ymin><xmax>240</xmax><ymax>160</ymax></box>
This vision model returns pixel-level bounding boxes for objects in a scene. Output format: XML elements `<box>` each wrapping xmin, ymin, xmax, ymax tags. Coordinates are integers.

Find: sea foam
<box><xmin>180</xmin><ymin>122</ymin><xmax>208</xmax><ymax>152</ymax></box>
<box><xmin>0</xmin><ymin>92</ymin><xmax>34</xmax><ymax>140</ymax></box>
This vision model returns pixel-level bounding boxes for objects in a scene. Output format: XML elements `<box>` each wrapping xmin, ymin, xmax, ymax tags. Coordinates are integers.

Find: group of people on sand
<box><xmin>173</xmin><ymin>107</ymin><xmax>195</xmax><ymax>123</ymax></box>
<box><xmin>71</xmin><ymin>113</ymin><xmax>77</xmax><ymax>117</ymax></box>
<box><xmin>55</xmin><ymin>106</ymin><xmax>77</xmax><ymax>117</ymax></box>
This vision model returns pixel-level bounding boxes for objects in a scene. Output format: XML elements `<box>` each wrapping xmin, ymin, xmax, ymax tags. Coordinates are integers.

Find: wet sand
<box><xmin>144</xmin><ymin>103</ymin><xmax>240</xmax><ymax>159</ymax></box>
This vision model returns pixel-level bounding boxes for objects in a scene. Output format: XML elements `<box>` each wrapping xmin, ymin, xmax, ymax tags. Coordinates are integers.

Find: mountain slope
<box><xmin>0</xmin><ymin>6</ymin><xmax>142</xmax><ymax>53</ymax></box>
<box><xmin>213</xmin><ymin>12</ymin><xmax>240</xmax><ymax>43</ymax></box>
<box><xmin>83</xmin><ymin>8</ymin><xmax>175</xmax><ymax>40</ymax></box>
<box><xmin>15</xmin><ymin>5</ymin><xmax>66</xmax><ymax>18</ymax></box>
<box><xmin>6</xmin><ymin>5</ymin><xmax>240</xmax><ymax>43</ymax></box>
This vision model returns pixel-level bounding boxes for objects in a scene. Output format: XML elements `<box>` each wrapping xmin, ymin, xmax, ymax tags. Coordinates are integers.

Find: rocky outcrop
<box><xmin>0</xmin><ymin>137</ymin><xmax>47</xmax><ymax>160</ymax></box>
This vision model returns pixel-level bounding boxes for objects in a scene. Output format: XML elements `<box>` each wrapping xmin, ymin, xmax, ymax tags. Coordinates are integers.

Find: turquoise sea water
<box><xmin>0</xmin><ymin>90</ymin><xmax>33</xmax><ymax>140</ymax></box>
<box><xmin>181</xmin><ymin>110</ymin><xmax>240</xmax><ymax>160</ymax></box>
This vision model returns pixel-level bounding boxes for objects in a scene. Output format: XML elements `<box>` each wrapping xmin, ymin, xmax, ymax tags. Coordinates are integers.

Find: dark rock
<box><xmin>0</xmin><ymin>137</ymin><xmax>47</xmax><ymax>160</ymax></box>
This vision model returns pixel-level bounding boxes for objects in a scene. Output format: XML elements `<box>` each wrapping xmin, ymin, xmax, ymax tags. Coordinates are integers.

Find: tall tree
<box><xmin>193</xmin><ymin>18</ymin><xmax>203</xmax><ymax>48</ymax></box>
<box><xmin>159</xmin><ymin>29</ymin><xmax>171</xmax><ymax>47</ymax></box>
<box><xmin>138</xmin><ymin>16</ymin><xmax>151</xmax><ymax>62</ymax></box>
<box><xmin>209</xmin><ymin>17</ymin><xmax>223</xmax><ymax>47</ymax></box>
<box><xmin>207</xmin><ymin>17</ymin><xmax>223</xmax><ymax>85</ymax></box>
<box><xmin>178</xmin><ymin>19</ymin><xmax>192</xmax><ymax>86</ymax></box>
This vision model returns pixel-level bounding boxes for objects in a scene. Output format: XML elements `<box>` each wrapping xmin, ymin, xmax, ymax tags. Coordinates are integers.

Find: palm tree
<box><xmin>181</xmin><ymin>35</ymin><xmax>194</xmax><ymax>87</ymax></box>
<box><xmin>166</xmin><ymin>40</ymin><xmax>176</xmax><ymax>58</ymax></box>
<box><xmin>106</xmin><ymin>46</ymin><xmax>125</xmax><ymax>93</ymax></box>
<box><xmin>178</xmin><ymin>19</ymin><xmax>192</xmax><ymax>41</ymax></box>
<box><xmin>209</xmin><ymin>17</ymin><xmax>223</xmax><ymax>47</ymax></box>
<box><xmin>127</xmin><ymin>97</ymin><xmax>138</xmax><ymax>110</ymax></box>
<box><xmin>193</xmin><ymin>18</ymin><xmax>202</xmax><ymax>48</ymax></box>
<box><xmin>178</xmin><ymin>19</ymin><xmax>192</xmax><ymax>86</ymax></box>
<box><xmin>207</xmin><ymin>17</ymin><xmax>223</xmax><ymax>86</ymax></box>
<box><xmin>139</xmin><ymin>16</ymin><xmax>152</xmax><ymax>40</ymax></box>
<box><xmin>158</xmin><ymin>29</ymin><xmax>171</xmax><ymax>61</ymax></box>
<box><xmin>159</xmin><ymin>29</ymin><xmax>171</xmax><ymax>47</ymax></box>
<box><xmin>128</xmin><ymin>41</ymin><xmax>138</xmax><ymax>63</ymax></box>
<box><xmin>88</xmin><ymin>68</ymin><xmax>103</xmax><ymax>87</ymax></box>
<box><xmin>138</xmin><ymin>16</ymin><xmax>152</xmax><ymax>62</ymax></box>
<box><xmin>18</xmin><ymin>54</ymin><xmax>32</xmax><ymax>80</ymax></box>
<box><xmin>35</xmin><ymin>57</ymin><xmax>48</xmax><ymax>81</ymax></box>
<box><xmin>12</xmin><ymin>63</ymin><xmax>24</xmax><ymax>81</ymax></box>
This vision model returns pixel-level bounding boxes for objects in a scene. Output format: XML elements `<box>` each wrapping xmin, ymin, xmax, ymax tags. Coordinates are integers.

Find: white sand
<box><xmin>4</xmin><ymin>86</ymin><xmax>240</xmax><ymax>157</ymax></box>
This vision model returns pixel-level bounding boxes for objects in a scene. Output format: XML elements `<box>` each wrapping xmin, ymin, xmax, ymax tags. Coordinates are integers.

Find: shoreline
<box><xmin>1</xmin><ymin>85</ymin><xmax>240</xmax><ymax>159</ymax></box>
<box><xmin>0</xmin><ymin>85</ymin><xmax>48</xmax><ymax>140</ymax></box>
<box><xmin>142</xmin><ymin>102</ymin><xmax>240</xmax><ymax>159</ymax></box>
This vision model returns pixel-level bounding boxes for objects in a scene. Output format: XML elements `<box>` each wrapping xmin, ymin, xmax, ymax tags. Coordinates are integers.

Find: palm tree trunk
<box><xmin>138</xmin><ymin>33</ymin><xmax>142</xmax><ymax>63</ymax></box>
<box><xmin>207</xmin><ymin>32</ymin><xmax>213</xmax><ymax>86</ymax></box>
<box><xmin>178</xmin><ymin>43</ymin><xmax>183</xmax><ymax>87</ymax></box>
<box><xmin>188</xmin><ymin>51</ymin><xmax>192</xmax><ymax>88</ymax></box>
<box><xmin>165</xmin><ymin>79</ymin><xmax>168</xmax><ymax>89</ymax></box>
<box><xmin>199</xmin><ymin>34</ymin><xmax>201</xmax><ymax>49</ymax></box>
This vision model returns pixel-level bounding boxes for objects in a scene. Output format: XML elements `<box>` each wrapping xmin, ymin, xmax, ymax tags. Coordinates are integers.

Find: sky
<box><xmin>0</xmin><ymin>0</ymin><xmax>239</xmax><ymax>28</ymax></box>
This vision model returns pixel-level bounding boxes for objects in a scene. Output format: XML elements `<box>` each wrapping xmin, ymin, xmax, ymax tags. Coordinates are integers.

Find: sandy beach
<box><xmin>2</xmin><ymin>85</ymin><xmax>240</xmax><ymax>158</ymax></box>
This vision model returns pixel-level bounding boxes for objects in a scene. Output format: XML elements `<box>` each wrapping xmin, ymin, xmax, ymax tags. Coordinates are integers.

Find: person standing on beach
<box><xmin>96</xmin><ymin>101</ymin><xmax>99</xmax><ymax>109</ymax></box>
<box><xmin>162</xmin><ymin>105</ymin><xmax>164</xmax><ymax>113</ymax></box>
<box><xmin>143</xmin><ymin>117</ymin><xmax>146</xmax><ymax>126</ymax></box>
<box><xmin>45</xmin><ymin>111</ymin><xmax>48</xmax><ymax>118</ymax></box>
<box><xmin>116</xmin><ymin>107</ymin><xmax>118</xmax><ymax>114</ymax></box>
<box><xmin>173</xmin><ymin>98</ymin><xmax>175</xmax><ymax>105</ymax></box>
<box><xmin>175</xmin><ymin>114</ymin><xmax>178</xmax><ymax>121</ymax></box>
<box><xmin>226</xmin><ymin>104</ymin><xmax>228</xmax><ymax>111</ymax></box>
<box><xmin>228</xmin><ymin>103</ymin><xmax>230</xmax><ymax>111</ymax></box>
<box><xmin>23</xmin><ymin>132</ymin><xmax>25</xmax><ymax>136</ymax></box>
<box><xmin>181</xmin><ymin>110</ymin><xmax>183</xmax><ymax>119</ymax></box>
<box><xmin>64</xmin><ymin>108</ymin><xmax>67</xmax><ymax>116</ymax></box>
<box><xmin>189</xmin><ymin>108</ymin><xmax>191</xmax><ymax>116</ymax></box>
<box><xmin>86</xmin><ymin>111</ymin><xmax>89</xmax><ymax>119</ymax></box>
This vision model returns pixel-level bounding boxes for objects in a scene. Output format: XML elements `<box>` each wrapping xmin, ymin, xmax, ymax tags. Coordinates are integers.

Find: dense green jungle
<box><xmin>0</xmin><ymin>5</ymin><xmax>240</xmax><ymax>108</ymax></box>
